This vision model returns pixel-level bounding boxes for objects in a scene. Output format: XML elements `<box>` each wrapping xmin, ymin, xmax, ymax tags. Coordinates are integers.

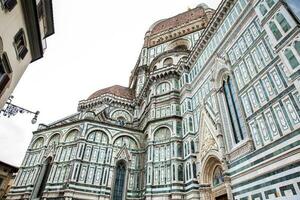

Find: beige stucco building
<box><xmin>0</xmin><ymin>0</ymin><xmax>54</xmax><ymax>108</ymax></box>
<box><xmin>0</xmin><ymin>160</ymin><xmax>18</xmax><ymax>199</ymax></box>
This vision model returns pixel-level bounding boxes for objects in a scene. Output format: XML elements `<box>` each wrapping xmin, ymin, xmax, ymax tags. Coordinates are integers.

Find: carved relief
<box><xmin>115</xmin><ymin>145</ymin><xmax>132</xmax><ymax>163</ymax></box>
<box><xmin>200</xmin><ymin>124</ymin><xmax>218</xmax><ymax>159</ymax></box>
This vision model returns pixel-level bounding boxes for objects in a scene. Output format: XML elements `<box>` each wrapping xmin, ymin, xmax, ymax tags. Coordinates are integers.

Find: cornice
<box><xmin>186</xmin><ymin>0</ymin><xmax>236</xmax><ymax>68</ymax></box>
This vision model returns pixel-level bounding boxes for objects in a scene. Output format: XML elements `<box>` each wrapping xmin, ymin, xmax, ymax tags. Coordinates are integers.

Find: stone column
<box><xmin>224</xmin><ymin>175</ymin><xmax>233</xmax><ymax>200</ymax></box>
<box><xmin>199</xmin><ymin>184</ymin><xmax>212</xmax><ymax>200</ymax></box>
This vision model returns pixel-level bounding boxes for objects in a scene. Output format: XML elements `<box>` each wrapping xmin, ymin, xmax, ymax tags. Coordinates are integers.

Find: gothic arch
<box><xmin>166</xmin><ymin>38</ymin><xmax>191</xmax><ymax>51</ymax></box>
<box><xmin>31</xmin><ymin>136</ymin><xmax>45</xmax><ymax>149</ymax></box>
<box><xmin>86</xmin><ymin>127</ymin><xmax>112</xmax><ymax>143</ymax></box>
<box><xmin>111</xmin><ymin>159</ymin><xmax>129</xmax><ymax>200</ymax></box>
<box><xmin>45</xmin><ymin>132</ymin><xmax>61</xmax><ymax>146</ymax></box>
<box><xmin>112</xmin><ymin>134</ymin><xmax>140</xmax><ymax>149</ymax></box>
<box><xmin>153</xmin><ymin>126</ymin><xmax>171</xmax><ymax>141</ymax></box>
<box><xmin>32</xmin><ymin>156</ymin><xmax>53</xmax><ymax>199</ymax></box>
<box><xmin>110</xmin><ymin>109</ymin><xmax>133</xmax><ymax>123</ymax></box>
<box><xmin>152</xmin><ymin>125</ymin><xmax>172</xmax><ymax>140</ymax></box>
<box><xmin>211</xmin><ymin>56</ymin><xmax>231</xmax><ymax>90</ymax></box>
<box><xmin>62</xmin><ymin>128</ymin><xmax>80</xmax><ymax>142</ymax></box>
<box><xmin>199</xmin><ymin>153</ymin><xmax>223</xmax><ymax>184</ymax></box>
<box><xmin>198</xmin><ymin>153</ymin><xmax>230</xmax><ymax>200</ymax></box>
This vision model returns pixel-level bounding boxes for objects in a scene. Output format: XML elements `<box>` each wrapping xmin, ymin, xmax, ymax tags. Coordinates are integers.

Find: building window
<box><xmin>266</xmin><ymin>0</ymin><xmax>275</xmax><ymax>8</ymax></box>
<box><xmin>223</xmin><ymin>77</ymin><xmax>245</xmax><ymax>144</ymax></box>
<box><xmin>14</xmin><ymin>29</ymin><xmax>28</xmax><ymax>59</ymax></box>
<box><xmin>156</xmin><ymin>82</ymin><xmax>171</xmax><ymax>95</ymax></box>
<box><xmin>1</xmin><ymin>0</ymin><xmax>17</xmax><ymax>12</ymax></box>
<box><xmin>192</xmin><ymin>162</ymin><xmax>197</xmax><ymax>178</ymax></box>
<box><xmin>275</xmin><ymin>13</ymin><xmax>291</xmax><ymax>32</ymax></box>
<box><xmin>163</xmin><ymin>57</ymin><xmax>173</xmax><ymax>67</ymax></box>
<box><xmin>172</xmin><ymin>165</ymin><xmax>176</xmax><ymax>181</ymax></box>
<box><xmin>294</xmin><ymin>41</ymin><xmax>300</xmax><ymax>55</ymax></box>
<box><xmin>259</xmin><ymin>4</ymin><xmax>268</xmax><ymax>16</ymax></box>
<box><xmin>154</xmin><ymin>127</ymin><xmax>171</xmax><ymax>142</ymax></box>
<box><xmin>212</xmin><ymin>166</ymin><xmax>224</xmax><ymax>187</ymax></box>
<box><xmin>113</xmin><ymin>161</ymin><xmax>127</xmax><ymax>200</ymax></box>
<box><xmin>178</xmin><ymin>165</ymin><xmax>183</xmax><ymax>181</ymax></box>
<box><xmin>35</xmin><ymin>157</ymin><xmax>53</xmax><ymax>199</ymax></box>
<box><xmin>190</xmin><ymin>140</ymin><xmax>195</xmax><ymax>153</ymax></box>
<box><xmin>284</xmin><ymin>49</ymin><xmax>299</xmax><ymax>69</ymax></box>
<box><xmin>188</xmin><ymin>117</ymin><xmax>193</xmax><ymax>132</ymax></box>
<box><xmin>269</xmin><ymin>21</ymin><xmax>282</xmax><ymax>40</ymax></box>
<box><xmin>177</xmin><ymin>142</ymin><xmax>182</xmax><ymax>157</ymax></box>
<box><xmin>0</xmin><ymin>52</ymin><xmax>12</xmax><ymax>94</ymax></box>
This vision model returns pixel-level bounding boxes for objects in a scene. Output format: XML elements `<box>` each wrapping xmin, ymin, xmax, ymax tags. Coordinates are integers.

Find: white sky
<box><xmin>0</xmin><ymin>0</ymin><xmax>221</xmax><ymax>166</ymax></box>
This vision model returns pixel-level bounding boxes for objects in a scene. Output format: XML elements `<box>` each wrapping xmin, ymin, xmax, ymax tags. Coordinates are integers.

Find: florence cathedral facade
<box><xmin>7</xmin><ymin>0</ymin><xmax>300</xmax><ymax>199</ymax></box>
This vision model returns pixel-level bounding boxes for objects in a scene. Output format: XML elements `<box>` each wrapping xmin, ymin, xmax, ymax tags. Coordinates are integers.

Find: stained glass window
<box><xmin>212</xmin><ymin>166</ymin><xmax>224</xmax><ymax>186</ymax></box>
<box><xmin>113</xmin><ymin>161</ymin><xmax>126</xmax><ymax>200</ymax></box>
<box><xmin>223</xmin><ymin>77</ymin><xmax>245</xmax><ymax>144</ymax></box>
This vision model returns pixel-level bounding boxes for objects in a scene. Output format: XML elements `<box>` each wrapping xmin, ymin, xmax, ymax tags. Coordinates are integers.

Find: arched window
<box><xmin>117</xmin><ymin>116</ymin><xmax>126</xmax><ymax>126</ymax></box>
<box><xmin>284</xmin><ymin>49</ymin><xmax>299</xmax><ymax>69</ymax></box>
<box><xmin>188</xmin><ymin>117</ymin><xmax>193</xmax><ymax>132</ymax></box>
<box><xmin>189</xmin><ymin>163</ymin><xmax>192</xmax><ymax>179</ymax></box>
<box><xmin>269</xmin><ymin>21</ymin><xmax>282</xmax><ymax>40</ymax></box>
<box><xmin>276</xmin><ymin>13</ymin><xmax>291</xmax><ymax>33</ymax></box>
<box><xmin>212</xmin><ymin>166</ymin><xmax>224</xmax><ymax>186</ymax></box>
<box><xmin>48</xmin><ymin>134</ymin><xmax>60</xmax><ymax>146</ymax></box>
<box><xmin>87</xmin><ymin>130</ymin><xmax>108</xmax><ymax>144</ymax></box>
<box><xmin>178</xmin><ymin>165</ymin><xmax>183</xmax><ymax>181</ymax></box>
<box><xmin>192</xmin><ymin>162</ymin><xmax>197</xmax><ymax>178</ymax></box>
<box><xmin>223</xmin><ymin>77</ymin><xmax>245</xmax><ymax>144</ymax></box>
<box><xmin>185</xmin><ymin>74</ymin><xmax>189</xmax><ymax>83</ymax></box>
<box><xmin>112</xmin><ymin>160</ymin><xmax>127</xmax><ymax>200</ymax></box>
<box><xmin>163</xmin><ymin>57</ymin><xmax>173</xmax><ymax>67</ymax></box>
<box><xmin>173</xmin><ymin>44</ymin><xmax>188</xmax><ymax>51</ymax></box>
<box><xmin>266</xmin><ymin>0</ymin><xmax>275</xmax><ymax>8</ymax></box>
<box><xmin>172</xmin><ymin>165</ymin><xmax>176</xmax><ymax>181</ymax></box>
<box><xmin>154</xmin><ymin>127</ymin><xmax>171</xmax><ymax>142</ymax></box>
<box><xmin>177</xmin><ymin>142</ymin><xmax>182</xmax><ymax>157</ymax></box>
<box><xmin>156</xmin><ymin>82</ymin><xmax>171</xmax><ymax>95</ymax></box>
<box><xmin>190</xmin><ymin>140</ymin><xmax>195</xmax><ymax>153</ymax></box>
<box><xmin>34</xmin><ymin>157</ymin><xmax>53</xmax><ymax>199</ymax></box>
<box><xmin>32</xmin><ymin>137</ymin><xmax>44</xmax><ymax>149</ymax></box>
<box><xmin>65</xmin><ymin>130</ymin><xmax>79</xmax><ymax>142</ymax></box>
<box><xmin>294</xmin><ymin>41</ymin><xmax>300</xmax><ymax>55</ymax></box>
<box><xmin>114</xmin><ymin>136</ymin><xmax>138</xmax><ymax>149</ymax></box>
<box><xmin>259</xmin><ymin>4</ymin><xmax>268</xmax><ymax>16</ymax></box>
<box><xmin>185</xmin><ymin>164</ymin><xmax>189</xmax><ymax>180</ymax></box>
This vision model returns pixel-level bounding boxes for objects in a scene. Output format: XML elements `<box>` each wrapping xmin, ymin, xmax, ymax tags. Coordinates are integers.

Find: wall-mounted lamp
<box><xmin>0</xmin><ymin>96</ymin><xmax>40</xmax><ymax>124</ymax></box>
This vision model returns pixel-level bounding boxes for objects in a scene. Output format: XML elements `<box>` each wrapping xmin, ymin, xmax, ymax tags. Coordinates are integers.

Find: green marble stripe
<box><xmin>232</xmin><ymin>160</ymin><xmax>300</xmax><ymax>189</ymax></box>
<box><xmin>145</xmin><ymin>186</ymin><xmax>199</xmax><ymax>194</ymax></box>
<box><xmin>232</xmin><ymin>171</ymin><xmax>300</xmax><ymax>196</ymax></box>
<box><xmin>229</xmin><ymin>129</ymin><xmax>300</xmax><ymax>169</ymax></box>
<box><xmin>230</xmin><ymin>139</ymin><xmax>300</xmax><ymax>176</ymax></box>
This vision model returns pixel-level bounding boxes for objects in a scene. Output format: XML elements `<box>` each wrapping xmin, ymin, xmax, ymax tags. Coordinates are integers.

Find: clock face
<box><xmin>111</xmin><ymin>110</ymin><xmax>132</xmax><ymax>123</ymax></box>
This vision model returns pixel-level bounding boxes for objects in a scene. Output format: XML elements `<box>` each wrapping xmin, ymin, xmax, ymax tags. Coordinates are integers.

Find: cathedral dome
<box><xmin>88</xmin><ymin>85</ymin><xmax>135</xmax><ymax>100</ymax></box>
<box><xmin>147</xmin><ymin>6</ymin><xmax>207</xmax><ymax>36</ymax></box>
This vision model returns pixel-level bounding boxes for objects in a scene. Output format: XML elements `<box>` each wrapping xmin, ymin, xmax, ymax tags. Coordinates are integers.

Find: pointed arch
<box><xmin>112</xmin><ymin>160</ymin><xmax>128</xmax><ymax>200</ymax></box>
<box><xmin>46</xmin><ymin>133</ymin><xmax>61</xmax><ymax>146</ymax></box>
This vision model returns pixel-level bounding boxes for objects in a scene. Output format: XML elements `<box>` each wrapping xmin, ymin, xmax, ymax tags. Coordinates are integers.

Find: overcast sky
<box><xmin>0</xmin><ymin>0</ymin><xmax>221</xmax><ymax>166</ymax></box>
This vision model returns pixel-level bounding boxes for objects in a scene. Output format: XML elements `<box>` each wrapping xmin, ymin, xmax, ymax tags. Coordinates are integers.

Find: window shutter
<box><xmin>3</xmin><ymin>0</ymin><xmax>17</xmax><ymax>12</ymax></box>
<box><xmin>0</xmin><ymin>73</ymin><xmax>10</xmax><ymax>93</ymax></box>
